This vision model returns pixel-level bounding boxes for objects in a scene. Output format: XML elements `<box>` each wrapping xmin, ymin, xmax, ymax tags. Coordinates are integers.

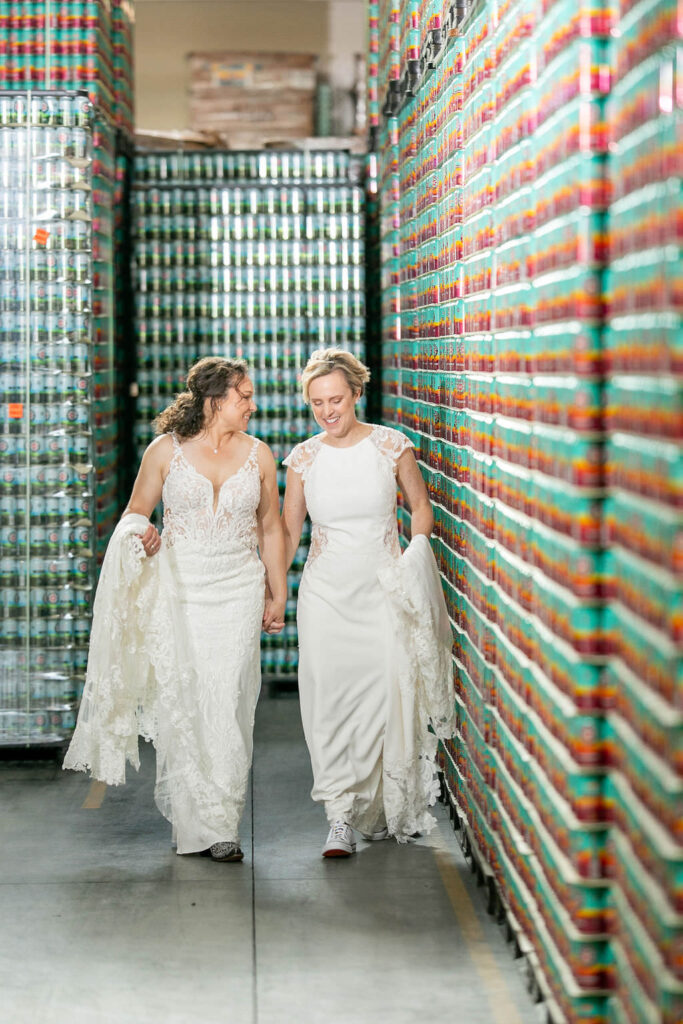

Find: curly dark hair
<box><xmin>154</xmin><ymin>357</ymin><xmax>249</xmax><ymax>438</ymax></box>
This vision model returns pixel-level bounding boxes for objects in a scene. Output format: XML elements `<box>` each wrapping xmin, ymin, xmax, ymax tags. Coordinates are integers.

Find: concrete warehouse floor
<box><xmin>1</xmin><ymin>694</ymin><xmax>535</xmax><ymax>1024</ymax></box>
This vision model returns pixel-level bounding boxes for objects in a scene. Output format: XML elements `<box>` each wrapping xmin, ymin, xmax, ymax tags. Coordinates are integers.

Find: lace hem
<box><xmin>326</xmin><ymin>751</ymin><xmax>440</xmax><ymax>842</ymax></box>
<box><xmin>380</xmin><ymin>575</ymin><xmax>455</xmax><ymax>735</ymax></box>
<box><xmin>374</xmin><ymin>534</ymin><xmax>456</xmax><ymax>840</ymax></box>
<box><xmin>63</xmin><ymin>513</ymin><xmax>154</xmax><ymax>785</ymax></box>
<box><xmin>63</xmin><ymin>507</ymin><xmax>265</xmax><ymax>848</ymax></box>
<box><xmin>384</xmin><ymin>750</ymin><xmax>440</xmax><ymax>843</ymax></box>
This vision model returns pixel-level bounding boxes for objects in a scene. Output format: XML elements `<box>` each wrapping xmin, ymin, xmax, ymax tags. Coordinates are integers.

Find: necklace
<box><xmin>205</xmin><ymin>429</ymin><xmax>233</xmax><ymax>455</ymax></box>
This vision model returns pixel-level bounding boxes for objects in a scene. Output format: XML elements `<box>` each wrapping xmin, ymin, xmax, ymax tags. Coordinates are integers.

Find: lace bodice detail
<box><xmin>285</xmin><ymin>424</ymin><xmax>414</xmax><ymax>571</ymax></box>
<box><xmin>284</xmin><ymin>425</ymin><xmax>413</xmax><ymax>480</ymax></box>
<box><xmin>367</xmin><ymin>424</ymin><xmax>414</xmax><ymax>472</ymax></box>
<box><xmin>162</xmin><ymin>433</ymin><xmax>261</xmax><ymax>552</ymax></box>
<box><xmin>283</xmin><ymin>433</ymin><xmax>325</xmax><ymax>481</ymax></box>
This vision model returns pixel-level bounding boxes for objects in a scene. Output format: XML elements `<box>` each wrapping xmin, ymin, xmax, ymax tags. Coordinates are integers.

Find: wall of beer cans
<box><xmin>374</xmin><ymin>0</ymin><xmax>682</xmax><ymax>1021</ymax></box>
<box><xmin>0</xmin><ymin>91</ymin><xmax>117</xmax><ymax>747</ymax></box>
<box><xmin>0</xmin><ymin>2</ymin><xmax>134</xmax><ymax>747</ymax></box>
<box><xmin>0</xmin><ymin>0</ymin><xmax>135</xmax><ymax>136</ymax></box>
<box><xmin>131</xmin><ymin>148</ymin><xmax>366</xmax><ymax>678</ymax></box>
<box><xmin>603</xmin><ymin>3</ymin><xmax>682</xmax><ymax>1020</ymax></box>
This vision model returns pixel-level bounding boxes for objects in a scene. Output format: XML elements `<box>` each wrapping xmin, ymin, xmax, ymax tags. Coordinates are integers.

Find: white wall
<box><xmin>324</xmin><ymin>0</ymin><xmax>365</xmax><ymax>89</ymax></box>
<box><xmin>134</xmin><ymin>0</ymin><xmax>366</xmax><ymax>133</ymax></box>
<box><xmin>324</xmin><ymin>0</ymin><xmax>366</xmax><ymax>134</ymax></box>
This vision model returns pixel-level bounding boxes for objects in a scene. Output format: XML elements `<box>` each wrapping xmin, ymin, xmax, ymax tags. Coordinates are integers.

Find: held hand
<box><xmin>140</xmin><ymin>523</ymin><xmax>161</xmax><ymax>558</ymax></box>
<box><xmin>262</xmin><ymin>597</ymin><xmax>286</xmax><ymax>635</ymax></box>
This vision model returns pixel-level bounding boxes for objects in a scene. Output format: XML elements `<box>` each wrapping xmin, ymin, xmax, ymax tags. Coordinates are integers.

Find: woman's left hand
<box><xmin>262</xmin><ymin>597</ymin><xmax>286</xmax><ymax>634</ymax></box>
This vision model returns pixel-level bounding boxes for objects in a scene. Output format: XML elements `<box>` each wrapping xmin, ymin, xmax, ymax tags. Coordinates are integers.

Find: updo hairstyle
<box><xmin>154</xmin><ymin>356</ymin><xmax>248</xmax><ymax>438</ymax></box>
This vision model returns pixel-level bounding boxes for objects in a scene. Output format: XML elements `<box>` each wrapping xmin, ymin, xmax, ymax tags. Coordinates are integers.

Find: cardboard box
<box><xmin>188</xmin><ymin>51</ymin><xmax>317</xmax><ymax>146</ymax></box>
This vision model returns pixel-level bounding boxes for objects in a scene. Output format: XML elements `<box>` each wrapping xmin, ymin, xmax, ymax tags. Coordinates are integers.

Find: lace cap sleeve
<box><xmin>283</xmin><ymin>435</ymin><xmax>323</xmax><ymax>480</ymax></box>
<box><xmin>370</xmin><ymin>425</ymin><xmax>415</xmax><ymax>468</ymax></box>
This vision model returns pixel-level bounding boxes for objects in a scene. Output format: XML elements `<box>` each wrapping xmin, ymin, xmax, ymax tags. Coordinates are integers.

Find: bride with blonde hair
<box><xmin>282</xmin><ymin>348</ymin><xmax>455</xmax><ymax>858</ymax></box>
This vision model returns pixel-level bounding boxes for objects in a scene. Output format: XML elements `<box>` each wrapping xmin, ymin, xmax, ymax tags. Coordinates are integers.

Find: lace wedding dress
<box><xmin>284</xmin><ymin>424</ymin><xmax>455</xmax><ymax>841</ymax></box>
<box><xmin>64</xmin><ymin>433</ymin><xmax>265</xmax><ymax>854</ymax></box>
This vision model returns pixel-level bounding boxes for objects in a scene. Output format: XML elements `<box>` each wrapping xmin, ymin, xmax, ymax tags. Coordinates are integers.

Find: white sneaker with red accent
<box><xmin>322</xmin><ymin>820</ymin><xmax>356</xmax><ymax>857</ymax></box>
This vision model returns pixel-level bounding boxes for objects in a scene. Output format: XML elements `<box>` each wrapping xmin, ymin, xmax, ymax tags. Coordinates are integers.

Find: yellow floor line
<box><xmin>431</xmin><ymin>829</ymin><xmax>526</xmax><ymax>1024</ymax></box>
<box><xmin>81</xmin><ymin>780</ymin><xmax>107</xmax><ymax>810</ymax></box>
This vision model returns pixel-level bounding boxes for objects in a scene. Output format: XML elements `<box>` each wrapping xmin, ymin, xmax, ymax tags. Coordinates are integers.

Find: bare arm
<box><xmin>256</xmin><ymin>445</ymin><xmax>287</xmax><ymax>633</ymax></box>
<box><xmin>121</xmin><ymin>435</ymin><xmax>171</xmax><ymax>556</ymax></box>
<box><xmin>396</xmin><ymin>448</ymin><xmax>434</xmax><ymax>539</ymax></box>
<box><xmin>281</xmin><ymin>467</ymin><xmax>308</xmax><ymax>571</ymax></box>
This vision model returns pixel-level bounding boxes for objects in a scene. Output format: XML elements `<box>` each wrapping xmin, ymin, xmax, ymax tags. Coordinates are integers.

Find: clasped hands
<box><xmin>263</xmin><ymin>593</ymin><xmax>286</xmax><ymax>635</ymax></box>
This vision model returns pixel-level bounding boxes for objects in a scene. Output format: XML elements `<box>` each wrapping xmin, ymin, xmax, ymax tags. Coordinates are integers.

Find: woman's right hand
<box><xmin>139</xmin><ymin>523</ymin><xmax>162</xmax><ymax>557</ymax></box>
<box><xmin>262</xmin><ymin>596</ymin><xmax>286</xmax><ymax>634</ymax></box>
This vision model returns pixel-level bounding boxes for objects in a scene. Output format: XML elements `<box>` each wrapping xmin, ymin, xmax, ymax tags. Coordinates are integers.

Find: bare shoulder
<box><xmin>254</xmin><ymin>437</ymin><xmax>276</xmax><ymax>471</ymax></box>
<box><xmin>143</xmin><ymin>433</ymin><xmax>174</xmax><ymax>467</ymax></box>
<box><xmin>397</xmin><ymin>442</ymin><xmax>418</xmax><ymax>463</ymax></box>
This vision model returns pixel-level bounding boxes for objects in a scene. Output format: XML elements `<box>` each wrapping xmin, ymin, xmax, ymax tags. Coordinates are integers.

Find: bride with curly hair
<box><xmin>65</xmin><ymin>356</ymin><xmax>286</xmax><ymax>864</ymax></box>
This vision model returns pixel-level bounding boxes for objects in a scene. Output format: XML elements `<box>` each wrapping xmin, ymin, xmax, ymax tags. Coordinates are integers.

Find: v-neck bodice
<box><xmin>162</xmin><ymin>433</ymin><xmax>261</xmax><ymax>552</ymax></box>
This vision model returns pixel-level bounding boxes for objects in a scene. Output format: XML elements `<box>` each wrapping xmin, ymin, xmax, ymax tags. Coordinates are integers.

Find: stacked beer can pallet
<box><xmin>483</xmin><ymin>1</ymin><xmax>614</xmax><ymax>1017</ymax></box>
<box><xmin>368</xmin><ymin>1</ymin><xmax>381</xmax><ymax>141</ymax></box>
<box><xmin>131</xmin><ymin>149</ymin><xmax>366</xmax><ymax>679</ymax></box>
<box><xmin>603</xmin><ymin>0</ymin><xmax>683</xmax><ymax>1019</ymax></box>
<box><xmin>0</xmin><ymin>0</ymin><xmax>134</xmax><ymax>132</ymax></box>
<box><xmin>378</xmin><ymin>0</ymin><xmax>402</xmax><ymax>116</ymax></box>
<box><xmin>0</xmin><ymin>1</ymin><xmax>135</xmax><ymax>748</ymax></box>
<box><xmin>363</xmin><ymin>150</ymin><xmax>383</xmax><ymax>420</ymax></box>
<box><xmin>377</xmin><ymin>104</ymin><xmax>400</xmax><ymax>402</ymax></box>
<box><xmin>112</xmin><ymin>0</ymin><xmax>135</xmax><ymax>136</ymax></box>
<box><xmin>374</xmin><ymin>0</ymin><xmax>682</xmax><ymax>1019</ymax></box>
<box><xmin>0</xmin><ymin>92</ymin><xmax>116</xmax><ymax>748</ymax></box>
<box><xmin>0</xmin><ymin>0</ymin><xmax>138</xmax><ymax>546</ymax></box>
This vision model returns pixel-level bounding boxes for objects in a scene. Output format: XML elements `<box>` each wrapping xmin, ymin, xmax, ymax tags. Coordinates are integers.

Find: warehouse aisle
<box><xmin>1</xmin><ymin>696</ymin><xmax>535</xmax><ymax>1024</ymax></box>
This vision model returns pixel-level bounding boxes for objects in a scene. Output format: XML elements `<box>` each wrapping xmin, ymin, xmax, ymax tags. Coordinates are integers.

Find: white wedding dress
<box><xmin>285</xmin><ymin>424</ymin><xmax>455</xmax><ymax>841</ymax></box>
<box><xmin>64</xmin><ymin>432</ymin><xmax>265</xmax><ymax>854</ymax></box>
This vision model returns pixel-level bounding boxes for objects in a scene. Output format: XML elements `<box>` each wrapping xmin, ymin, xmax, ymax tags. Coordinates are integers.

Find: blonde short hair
<box><xmin>301</xmin><ymin>348</ymin><xmax>371</xmax><ymax>404</ymax></box>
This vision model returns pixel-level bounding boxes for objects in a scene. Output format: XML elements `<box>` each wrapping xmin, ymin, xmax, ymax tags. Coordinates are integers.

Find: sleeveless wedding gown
<box><xmin>64</xmin><ymin>432</ymin><xmax>265</xmax><ymax>854</ymax></box>
<box><xmin>285</xmin><ymin>424</ymin><xmax>448</xmax><ymax>840</ymax></box>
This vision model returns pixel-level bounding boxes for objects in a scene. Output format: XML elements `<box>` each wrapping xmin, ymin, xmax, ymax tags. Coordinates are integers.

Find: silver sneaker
<box><xmin>322</xmin><ymin>820</ymin><xmax>356</xmax><ymax>857</ymax></box>
<box><xmin>202</xmin><ymin>842</ymin><xmax>244</xmax><ymax>862</ymax></box>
